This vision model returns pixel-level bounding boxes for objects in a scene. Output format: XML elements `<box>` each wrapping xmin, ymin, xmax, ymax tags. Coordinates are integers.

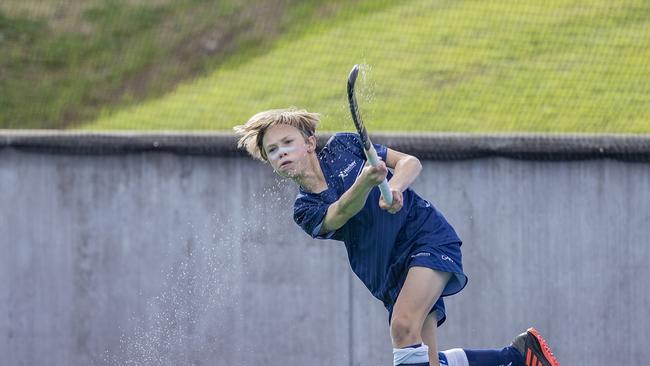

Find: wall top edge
<box><xmin>2</xmin><ymin>130</ymin><xmax>649</xmax><ymax>162</ymax></box>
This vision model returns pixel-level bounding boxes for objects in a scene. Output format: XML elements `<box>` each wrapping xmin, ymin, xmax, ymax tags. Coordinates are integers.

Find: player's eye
<box><xmin>268</xmin><ymin>147</ymin><xmax>276</xmax><ymax>153</ymax></box>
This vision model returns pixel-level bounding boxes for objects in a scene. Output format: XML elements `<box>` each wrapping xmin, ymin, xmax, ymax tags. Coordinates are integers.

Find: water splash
<box><xmin>340</xmin><ymin>63</ymin><xmax>377</xmax><ymax>130</ymax></box>
<box><xmin>357</xmin><ymin>63</ymin><xmax>376</xmax><ymax>105</ymax></box>
<box><xmin>100</xmin><ymin>171</ymin><xmax>296</xmax><ymax>366</ymax></box>
<box><xmin>102</xmin><ymin>220</ymin><xmax>246</xmax><ymax>365</ymax></box>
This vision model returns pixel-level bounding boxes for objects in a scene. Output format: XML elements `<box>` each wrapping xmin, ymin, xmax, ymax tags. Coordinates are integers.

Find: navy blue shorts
<box><xmin>386</xmin><ymin>242</ymin><xmax>468</xmax><ymax>327</ymax></box>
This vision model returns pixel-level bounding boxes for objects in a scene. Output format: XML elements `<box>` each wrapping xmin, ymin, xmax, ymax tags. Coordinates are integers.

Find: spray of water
<box><xmin>101</xmin><ymin>174</ymin><xmax>295</xmax><ymax>366</ymax></box>
<box><xmin>99</xmin><ymin>219</ymin><xmax>246</xmax><ymax>365</ymax></box>
<box><xmin>357</xmin><ymin>63</ymin><xmax>377</xmax><ymax>106</ymax></box>
<box><xmin>339</xmin><ymin>63</ymin><xmax>376</xmax><ymax>131</ymax></box>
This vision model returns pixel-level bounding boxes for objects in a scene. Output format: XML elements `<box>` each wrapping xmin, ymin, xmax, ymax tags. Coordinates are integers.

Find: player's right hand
<box><xmin>359</xmin><ymin>160</ymin><xmax>388</xmax><ymax>188</ymax></box>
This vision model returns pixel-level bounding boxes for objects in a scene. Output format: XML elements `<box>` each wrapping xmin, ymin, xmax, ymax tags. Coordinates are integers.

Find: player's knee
<box><xmin>390</xmin><ymin>313</ymin><xmax>419</xmax><ymax>345</ymax></box>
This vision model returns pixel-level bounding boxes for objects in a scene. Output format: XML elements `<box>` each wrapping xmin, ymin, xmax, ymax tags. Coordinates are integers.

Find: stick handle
<box><xmin>365</xmin><ymin>145</ymin><xmax>393</xmax><ymax>206</ymax></box>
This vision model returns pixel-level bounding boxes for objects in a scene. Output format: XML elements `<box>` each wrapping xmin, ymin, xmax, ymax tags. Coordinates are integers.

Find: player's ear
<box><xmin>306</xmin><ymin>135</ymin><xmax>317</xmax><ymax>153</ymax></box>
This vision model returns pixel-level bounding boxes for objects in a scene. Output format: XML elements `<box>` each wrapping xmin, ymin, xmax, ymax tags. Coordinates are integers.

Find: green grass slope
<box><xmin>1</xmin><ymin>0</ymin><xmax>374</xmax><ymax>128</ymax></box>
<box><xmin>86</xmin><ymin>0</ymin><xmax>650</xmax><ymax>133</ymax></box>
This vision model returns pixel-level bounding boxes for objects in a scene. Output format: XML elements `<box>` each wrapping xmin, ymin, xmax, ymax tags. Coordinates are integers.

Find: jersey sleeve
<box><xmin>374</xmin><ymin>141</ymin><xmax>388</xmax><ymax>162</ymax></box>
<box><xmin>334</xmin><ymin>133</ymin><xmax>388</xmax><ymax>162</ymax></box>
<box><xmin>293</xmin><ymin>193</ymin><xmax>336</xmax><ymax>240</ymax></box>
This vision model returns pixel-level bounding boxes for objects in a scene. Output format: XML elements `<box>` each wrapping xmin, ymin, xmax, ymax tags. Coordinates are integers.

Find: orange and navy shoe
<box><xmin>511</xmin><ymin>327</ymin><xmax>560</xmax><ymax>366</ymax></box>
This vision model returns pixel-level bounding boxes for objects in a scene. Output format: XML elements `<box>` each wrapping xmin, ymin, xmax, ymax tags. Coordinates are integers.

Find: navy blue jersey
<box><xmin>293</xmin><ymin>133</ymin><xmax>461</xmax><ymax>306</ymax></box>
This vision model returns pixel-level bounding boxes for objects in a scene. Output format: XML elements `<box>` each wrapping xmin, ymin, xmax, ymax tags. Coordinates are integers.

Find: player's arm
<box><xmin>385</xmin><ymin>148</ymin><xmax>422</xmax><ymax>192</ymax></box>
<box><xmin>319</xmin><ymin>161</ymin><xmax>388</xmax><ymax>233</ymax></box>
<box><xmin>378</xmin><ymin>148</ymin><xmax>422</xmax><ymax>214</ymax></box>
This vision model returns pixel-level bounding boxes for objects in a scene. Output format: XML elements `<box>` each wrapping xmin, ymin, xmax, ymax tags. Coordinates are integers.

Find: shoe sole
<box><xmin>528</xmin><ymin>327</ymin><xmax>560</xmax><ymax>366</ymax></box>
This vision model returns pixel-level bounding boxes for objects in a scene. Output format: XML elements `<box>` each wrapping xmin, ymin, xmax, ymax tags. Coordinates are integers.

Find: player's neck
<box><xmin>294</xmin><ymin>154</ymin><xmax>327</xmax><ymax>194</ymax></box>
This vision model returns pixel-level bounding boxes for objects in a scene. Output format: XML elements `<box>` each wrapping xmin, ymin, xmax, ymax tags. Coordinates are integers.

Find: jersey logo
<box><xmin>338</xmin><ymin>161</ymin><xmax>358</xmax><ymax>179</ymax></box>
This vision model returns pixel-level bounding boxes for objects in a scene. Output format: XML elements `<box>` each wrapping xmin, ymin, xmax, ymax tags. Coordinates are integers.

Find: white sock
<box><xmin>441</xmin><ymin>349</ymin><xmax>469</xmax><ymax>366</ymax></box>
<box><xmin>393</xmin><ymin>344</ymin><xmax>429</xmax><ymax>365</ymax></box>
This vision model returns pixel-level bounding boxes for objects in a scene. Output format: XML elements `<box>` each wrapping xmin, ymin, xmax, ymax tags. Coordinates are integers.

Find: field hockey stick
<box><xmin>347</xmin><ymin>64</ymin><xmax>393</xmax><ymax>205</ymax></box>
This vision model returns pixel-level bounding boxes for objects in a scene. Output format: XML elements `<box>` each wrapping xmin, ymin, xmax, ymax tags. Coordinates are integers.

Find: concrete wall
<box><xmin>1</xmin><ymin>146</ymin><xmax>649</xmax><ymax>365</ymax></box>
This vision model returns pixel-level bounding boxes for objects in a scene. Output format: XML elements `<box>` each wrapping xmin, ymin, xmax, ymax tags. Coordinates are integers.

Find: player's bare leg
<box><xmin>391</xmin><ymin>267</ymin><xmax>451</xmax><ymax>365</ymax></box>
<box><xmin>421</xmin><ymin>311</ymin><xmax>442</xmax><ymax>366</ymax></box>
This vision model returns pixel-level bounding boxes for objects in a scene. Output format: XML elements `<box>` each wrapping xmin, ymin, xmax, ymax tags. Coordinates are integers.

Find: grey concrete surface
<box><xmin>1</xmin><ymin>147</ymin><xmax>649</xmax><ymax>365</ymax></box>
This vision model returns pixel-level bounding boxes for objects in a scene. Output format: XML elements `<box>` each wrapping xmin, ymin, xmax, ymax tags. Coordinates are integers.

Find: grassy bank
<box><xmin>86</xmin><ymin>0</ymin><xmax>650</xmax><ymax>133</ymax></box>
<box><xmin>1</xmin><ymin>0</ymin><xmax>380</xmax><ymax>128</ymax></box>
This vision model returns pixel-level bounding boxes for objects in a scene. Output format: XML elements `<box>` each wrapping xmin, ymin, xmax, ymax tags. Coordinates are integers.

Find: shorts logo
<box><xmin>441</xmin><ymin>255</ymin><xmax>454</xmax><ymax>263</ymax></box>
<box><xmin>411</xmin><ymin>252</ymin><xmax>454</xmax><ymax>263</ymax></box>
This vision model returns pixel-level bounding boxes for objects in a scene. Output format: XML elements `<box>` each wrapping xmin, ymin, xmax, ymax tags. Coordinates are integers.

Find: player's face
<box><xmin>263</xmin><ymin>125</ymin><xmax>312</xmax><ymax>178</ymax></box>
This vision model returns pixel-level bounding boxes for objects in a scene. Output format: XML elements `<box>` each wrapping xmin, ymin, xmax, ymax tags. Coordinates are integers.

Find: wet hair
<box><xmin>233</xmin><ymin>107</ymin><xmax>320</xmax><ymax>162</ymax></box>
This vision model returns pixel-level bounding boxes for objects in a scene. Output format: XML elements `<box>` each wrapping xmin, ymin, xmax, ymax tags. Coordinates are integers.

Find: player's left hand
<box><xmin>379</xmin><ymin>188</ymin><xmax>403</xmax><ymax>214</ymax></box>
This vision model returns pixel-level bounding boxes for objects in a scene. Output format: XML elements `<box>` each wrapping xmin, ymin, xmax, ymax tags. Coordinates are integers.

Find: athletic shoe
<box><xmin>511</xmin><ymin>327</ymin><xmax>560</xmax><ymax>366</ymax></box>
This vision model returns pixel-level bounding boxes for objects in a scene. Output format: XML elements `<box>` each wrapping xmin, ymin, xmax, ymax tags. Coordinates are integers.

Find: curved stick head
<box><xmin>347</xmin><ymin>64</ymin><xmax>360</xmax><ymax>93</ymax></box>
<box><xmin>346</xmin><ymin>64</ymin><xmax>371</xmax><ymax>150</ymax></box>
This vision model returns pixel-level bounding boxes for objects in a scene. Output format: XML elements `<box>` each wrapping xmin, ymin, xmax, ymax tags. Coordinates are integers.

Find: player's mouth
<box><xmin>280</xmin><ymin>160</ymin><xmax>292</xmax><ymax>168</ymax></box>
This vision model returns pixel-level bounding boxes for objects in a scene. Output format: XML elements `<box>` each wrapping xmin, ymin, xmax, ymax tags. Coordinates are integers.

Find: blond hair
<box><xmin>233</xmin><ymin>108</ymin><xmax>320</xmax><ymax>161</ymax></box>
